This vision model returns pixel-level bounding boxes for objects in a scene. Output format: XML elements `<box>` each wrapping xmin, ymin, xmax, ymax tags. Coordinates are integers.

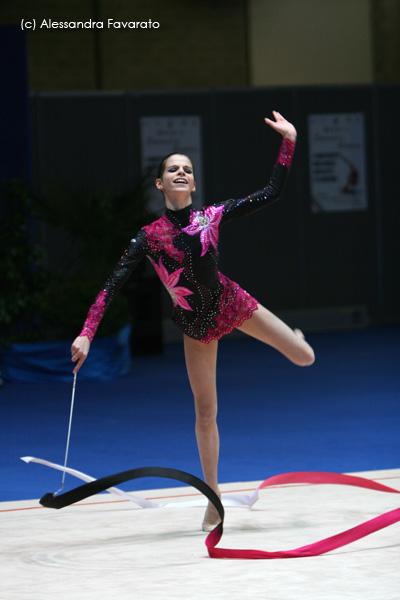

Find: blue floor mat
<box><xmin>1</xmin><ymin>327</ymin><xmax>399</xmax><ymax>502</ymax></box>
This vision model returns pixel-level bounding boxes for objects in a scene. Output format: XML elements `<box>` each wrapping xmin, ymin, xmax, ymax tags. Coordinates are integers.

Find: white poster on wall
<box><xmin>140</xmin><ymin>116</ymin><xmax>203</xmax><ymax>215</ymax></box>
<box><xmin>308</xmin><ymin>113</ymin><xmax>367</xmax><ymax>213</ymax></box>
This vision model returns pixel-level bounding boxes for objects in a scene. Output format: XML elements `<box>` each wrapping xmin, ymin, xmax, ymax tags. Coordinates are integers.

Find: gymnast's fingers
<box><xmin>73</xmin><ymin>353</ymin><xmax>87</xmax><ymax>374</ymax></box>
<box><xmin>71</xmin><ymin>336</ymin><xmax>90</xmax><ymax>373</ymax></box>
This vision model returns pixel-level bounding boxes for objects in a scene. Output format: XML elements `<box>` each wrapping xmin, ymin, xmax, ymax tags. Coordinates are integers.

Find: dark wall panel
<box><xmin>0</xmin><ymin>25</ymin><xmax>31</xmax><ymax>181</ymax></box>
<box><xmin>295</xmin><ymin>86</ymin><xmax>379</xmax><ymax>318</ymax></box>
<box><xmin>375</xmin><ymin>86</ymin><xmax>400</xmax><ymax>323</ymax></box>
<box><xmin>32</xmin><ymin>92</ymin><xmax>128</xmax><ymax>193</ymax></box>
<box><xmin>211</xmin><ymin>88</ymin><xmax>302</xmax><ymax>310</ymax></box>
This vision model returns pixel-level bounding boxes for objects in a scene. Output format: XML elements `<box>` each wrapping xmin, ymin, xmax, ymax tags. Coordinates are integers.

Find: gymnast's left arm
<box><xmin>221</xmin><ymin>111</ymin><xmax>297</xmax><ymax>224</ymax></box>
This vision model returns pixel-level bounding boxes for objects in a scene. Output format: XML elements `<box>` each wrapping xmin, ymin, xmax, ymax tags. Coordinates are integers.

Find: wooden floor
<box><xmin>1</xmin><ymin>468</ymin><xmax>399</xmax><ymax>600</ymax></box>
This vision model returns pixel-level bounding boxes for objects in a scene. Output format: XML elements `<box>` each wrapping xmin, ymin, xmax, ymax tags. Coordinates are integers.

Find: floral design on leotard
<box><xmin>143</xmin><ymin>215</ymin><xmax>184</xmax><ymax>262</ymax></box>
<box><xmin>151</xmin><ymin>256</ymin><xmax>193</xmax><ymax>311</ymax></box>
<box><xmin>182</xmin><ymin>205</ymin><xmax>224</xmax><ymax>257</ymax></box>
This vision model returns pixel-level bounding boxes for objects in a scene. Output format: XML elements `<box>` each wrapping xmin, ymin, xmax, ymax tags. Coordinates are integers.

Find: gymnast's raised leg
<box><xmin>237</xmin><ymin>304</ymin><xmax>315</xmax><ymax>366</ymax></box>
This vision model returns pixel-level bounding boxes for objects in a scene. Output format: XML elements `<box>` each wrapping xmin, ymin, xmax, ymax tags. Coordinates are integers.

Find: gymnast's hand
<box><xmin>71</xmin><ymin>335</ymin><xmax>90</xmax><ymax>374</ymax></box>
<box><xmin>264</xmin><ymin>111</ymin><xmax>297</xmax><ymax>142</ymax></box>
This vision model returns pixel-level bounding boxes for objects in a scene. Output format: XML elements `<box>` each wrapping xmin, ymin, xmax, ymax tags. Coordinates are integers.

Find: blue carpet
<box><xmin>1</xmin><ymin>327</ymin><xmax>399</xmax><ymax>501</ymax></box>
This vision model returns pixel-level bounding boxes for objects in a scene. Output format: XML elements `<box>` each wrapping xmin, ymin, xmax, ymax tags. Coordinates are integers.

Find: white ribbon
<box><xmin>21</xmin><ymin>456</ymin><xmax>259</xmax><ymax>508</ymax></box>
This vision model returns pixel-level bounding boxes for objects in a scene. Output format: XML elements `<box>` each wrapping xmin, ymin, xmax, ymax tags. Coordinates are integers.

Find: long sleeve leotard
<box><xmin>79</xmin><ymin>137</ymin><xmax>295</xmax><ymax>344</ymax></box>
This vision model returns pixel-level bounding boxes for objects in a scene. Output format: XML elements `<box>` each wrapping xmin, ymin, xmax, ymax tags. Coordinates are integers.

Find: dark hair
<box><xmin>157</xmin><ymin>152</ymin><xmax>195</xmax><ymax>179</ymax></box>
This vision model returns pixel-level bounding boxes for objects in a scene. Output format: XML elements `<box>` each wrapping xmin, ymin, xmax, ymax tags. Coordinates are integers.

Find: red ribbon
<box><xmin>206</xmin><ymin>471</ymin><xmax>400</xmax><ymax>559</ymax></box>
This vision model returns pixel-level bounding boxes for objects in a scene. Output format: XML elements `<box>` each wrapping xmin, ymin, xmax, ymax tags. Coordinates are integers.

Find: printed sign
<box><xmin>308</xmin><ymin>113</ymin><xmax>367</xmax><ymax>212</ymax></box>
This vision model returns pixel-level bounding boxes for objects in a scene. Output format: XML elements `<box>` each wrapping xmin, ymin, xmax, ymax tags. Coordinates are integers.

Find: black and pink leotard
<box><xmin>79</xmin><ymin>138</ymin><xmax>295</xmax><ymax>344</ymax></box>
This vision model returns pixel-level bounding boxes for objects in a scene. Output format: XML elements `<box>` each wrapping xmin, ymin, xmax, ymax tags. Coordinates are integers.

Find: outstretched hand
<box><xmin>71</xmin><ymin>335</ymin><xmax>90</xmax><ymax>374</ymax></box>
<box><xmin>264</xmin><ymin>111</ymin><xmax>297</xmax><ymax>142</ymax></box>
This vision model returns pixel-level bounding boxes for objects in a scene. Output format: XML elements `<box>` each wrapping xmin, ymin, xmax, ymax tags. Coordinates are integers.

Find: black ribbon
<box><xmin>40</xmin><ymin>465</ymin><xmax>224</xmax><ymax>528</ymax></box>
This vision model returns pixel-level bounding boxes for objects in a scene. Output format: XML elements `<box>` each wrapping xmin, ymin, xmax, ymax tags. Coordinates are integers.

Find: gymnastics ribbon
<box><xmin>21</xmin><ymin>456</ymin><xmax>260</xmax><ymax>508</ymax></box>
<box><xmin>22</xmin><ymin>457</ymin><xmax>400</xmax><ymax>559</ymax></box>
<box><xmin>21</xmin><ymin>456</ymin><xmax>158</xmax><ymax>508</ymax></box>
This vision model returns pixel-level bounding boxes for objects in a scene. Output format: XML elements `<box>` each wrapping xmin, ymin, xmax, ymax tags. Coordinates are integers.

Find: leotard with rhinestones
<box><xmin>79</xmin><ymin>138</ymin><xmax>295</xmax><ymax>344</ymax></box>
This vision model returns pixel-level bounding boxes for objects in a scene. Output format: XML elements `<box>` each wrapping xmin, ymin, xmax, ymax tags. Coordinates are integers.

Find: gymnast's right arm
<box><xmin>71</xmin><ymin>230</ymin><xmax>148</xmax><ymax>373</ymax></box>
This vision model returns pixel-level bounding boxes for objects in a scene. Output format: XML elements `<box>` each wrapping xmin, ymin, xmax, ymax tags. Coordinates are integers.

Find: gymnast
<box><xmin>71</xmin><ymin>111</ymin><xmax>315</xmax><ymax>531</ymax></box>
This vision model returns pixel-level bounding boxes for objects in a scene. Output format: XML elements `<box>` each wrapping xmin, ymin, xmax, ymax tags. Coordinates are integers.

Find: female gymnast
<box><xmin>71</xmin><ymin>111</ymin><xmax>315</xmax><ymax>531</ymax></box>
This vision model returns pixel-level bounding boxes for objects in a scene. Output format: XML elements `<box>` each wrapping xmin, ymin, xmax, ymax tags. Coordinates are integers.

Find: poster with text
<box><xmin>140</xmin><ymin>116</ymin><xmax>203</xmax><ymax>215</ymax></box>
<box><xmin>308</xmin><ymin>113</ymin><xmax>367</xmax><ymax>213</ymax></box>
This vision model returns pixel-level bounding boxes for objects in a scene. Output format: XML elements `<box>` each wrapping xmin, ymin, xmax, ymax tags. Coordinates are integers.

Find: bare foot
<box><xmin>294</xmin><ymin>328</ymin><xmax>305</xmax><ymax>340</ymax></box>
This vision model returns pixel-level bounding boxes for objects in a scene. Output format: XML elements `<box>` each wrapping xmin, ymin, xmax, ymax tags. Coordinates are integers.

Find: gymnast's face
<box><xmin>155</xmin><ymin>154</ymin><xmax>196</xmax><ymax>209</ymax></box>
